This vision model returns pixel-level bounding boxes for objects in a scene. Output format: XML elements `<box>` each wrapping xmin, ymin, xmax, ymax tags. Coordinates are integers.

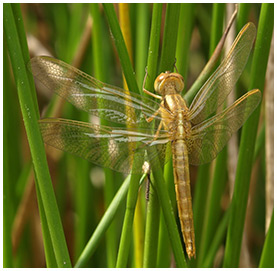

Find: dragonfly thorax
<box><xmin>154</xmin><ymin>71</ymin><xmax>184</xmax><ymax>96</ymax></box>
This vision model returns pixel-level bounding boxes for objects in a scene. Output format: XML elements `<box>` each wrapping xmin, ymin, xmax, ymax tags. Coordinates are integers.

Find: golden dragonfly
<box><xmin>29</xmin><ymin>22</ymin><xmax>261</xmax><ymax>259</ymax></box>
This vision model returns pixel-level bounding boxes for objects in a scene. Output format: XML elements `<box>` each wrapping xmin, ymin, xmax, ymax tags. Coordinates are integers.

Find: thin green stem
<box><xmin>143</xmin><ymin>175</ymin><xmax>160</xmax><ymax>267</ymax></box>
<box><xmin>259</xmin><ymin>211</ymin><xmax>274</xmax><ymax>268</ymax></box>
<box><xmin>254</xmin><ymin>122</ymin><xmax>265</xmax><ymax>161</ymax></box>
<box><xmin>143</xmin><ymin>3</ymin><xmax>162</xmax><ymax>93</ymax></box>
<box><xmin>237</xmin><ymin>3</ymin><xmax>251</xmax><ymax>31</ymax></box>
<box><xmin>135</xmin><ymin>3</ymin><xmax>150</xmax><ymax>89</ymax></box>
<box><xmin>3</xmin><ymin>44</ymin><xmax>14</xmax><ymax>268</ymax></box>
<box><xmin>176</xmin><ymin>4</ymin><xmax>195</xmax><ymax>85</ymax></box>
<box><xmin>65</xmin><ymin>3</ymin><xmax>85</xmax><ymax>62</ymax></box>
<box><xmin>103</xmin><ymin>3</ymin><xmax>140</xmax><ymax>95</ymax></box>
<box><xmin>142</xmin><ymin>3</ymin><xmax>163</xmax><ymax>268</ymax></box>
<box><xmin>209</xmin><ymin>4</ymin><xmax>225</xmax><ymax>57</ymax></box>
<box><xmin>159</xmin><ymin>4</ymin><xmax>181</xmax><ymax>73</ymax></box>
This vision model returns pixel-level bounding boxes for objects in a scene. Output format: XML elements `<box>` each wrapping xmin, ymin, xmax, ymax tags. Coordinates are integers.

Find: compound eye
<box><xmin>154</xmin><ymin>73</ymin><xmax>167</xmax><ymax>94</ymax></box>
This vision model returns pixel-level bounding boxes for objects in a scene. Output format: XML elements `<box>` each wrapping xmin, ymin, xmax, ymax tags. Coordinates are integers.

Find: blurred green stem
<box><xmin>259</xmin><ymin>211</ymin><xmax>274</xmax><ymax>268</ymax></box>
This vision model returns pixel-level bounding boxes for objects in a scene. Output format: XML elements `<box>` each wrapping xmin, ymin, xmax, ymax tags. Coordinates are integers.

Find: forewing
<box><xmin>29</xmin><ymin>56</ymin><xmax>163</xmax><ymax>127</ymax></box>
<box><xmin>188</xmin><ymin>23</ymin><xmax>256</xmax><ymax>125</ymax></box>
<box><xmin>39</xmin><ymin>118</ymin><xmax>170</xmax><ymax>174</ymax></box>
<box><xmin>187</xmin><ymin>89</ymin><xmax>261</xmax><ymax>165</ymax></box>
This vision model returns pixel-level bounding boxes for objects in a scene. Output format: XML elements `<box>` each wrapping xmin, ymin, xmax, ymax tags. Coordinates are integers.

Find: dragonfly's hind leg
<box><xmin>149</xmin><ymin>118</ymin><xmax>168</xmax><ymax>144</ymax></box>
<box><xmin>144</xmin><ymin>108</ymin><xmax>160</xmax><ymax>123</ymax></box>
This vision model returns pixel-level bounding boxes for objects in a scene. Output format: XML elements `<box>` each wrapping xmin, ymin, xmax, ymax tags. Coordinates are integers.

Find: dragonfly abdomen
<box><xmin>172</xmin><ymin>139</ymin><xmax>196</xmax><ymax>259</ymax></box>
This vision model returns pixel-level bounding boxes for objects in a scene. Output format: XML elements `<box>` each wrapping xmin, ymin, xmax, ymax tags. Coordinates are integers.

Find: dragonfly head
<box><xmin>154</xmin><ymin>71</ymin><xmax>184</xmax><ymax>96</ymax></box>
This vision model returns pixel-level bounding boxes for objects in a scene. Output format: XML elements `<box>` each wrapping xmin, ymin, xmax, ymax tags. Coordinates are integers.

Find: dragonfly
<box><xmin>29</xmin><ymin>22</ymin><xmax>261</xmax><ymax>259</ymax></box>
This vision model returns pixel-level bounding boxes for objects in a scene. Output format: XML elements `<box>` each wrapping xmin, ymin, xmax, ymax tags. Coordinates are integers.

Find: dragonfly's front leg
<box><xmin>142</xmin><ymin>70</ymin><xmax>167</xmax><ymax>142</ymax></box>
<box><xmin>142</xmin><ymin>68</ymin><xmax>163</xmax><ymax>100</ymax></box>
<box><xmin>143</xmin><ymin>88</ymin><xmax>162</xmax><ymax>100</ymax></box>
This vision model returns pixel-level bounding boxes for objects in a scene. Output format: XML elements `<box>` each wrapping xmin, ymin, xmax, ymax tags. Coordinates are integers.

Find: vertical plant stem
<box><xmin>176</xmin><ymin>4</ymin><xmax>195</xmax><ymax>85</ymax></box>
<box><xmin>102</xmin><ymin>4</ymin><xmax>141</xmax><ymax>267</ymax></box>
<box><xmin>153</xmin><ymin>4</ymin><xmax>187</xmax><ymax>267</ymax></box>
<box><xmin>142</xmin><ymin>3</ymin><xmax>162</xmax><ymax>268</ymax></box>
<box><xmin>65</xmin><ymin>3</ymin><xmax>85</xmax><ymax>62</ymax></box>
<box><xmin>3</xmin><ymin>44</ymin><xmax>14</xmax><ymax>268</ymax></box>
<box><xmin>115</xmin><ymin>173</ymin><xmax>141</xmax><ymax>267</ymax></box>
<box><xmin>91</xmin><ymin>4</ymin><xmax>117</xmax><ymax>267</ymax></box>
<box><xmin>4</xmin><ymin>3</ymin><xmax>71</xmax><ymax>267</ymax></box>
<box><xmin>119</xmin><ymin>3</ymin><xmax>134</xmax><ymax>90</ymax></box>
<box><xmin>254</xmin><ymin>122</ymin><xmax>265</xmax><ymax>161</ymax></box>
<box><xmin>118</xmin><ymin>4</ymin><xmax>146</xmax><ymax>268</ymax></box>
<box><xmin>103</xmin><ymin>3</ymin><xmax>140</xmax><ymax>95</ymax></box>
<box><xmin>259</xmin><ymin>211</ymin><xmax>274</xmax><ymax>268</ymax></box>
<box><xmin>150</xmin><ymin>158</ymin><xmax>187</xmax><ymax>267</ymax></box>
<box><xmin>209</xmin><ymin>3</ymin><xmax>225</xmax><ymax>57</ymax></box>
<box><xmin>143</xmin><ymin>3</ymin><xmax>162</xmax><ymax>93</ymax></box>
<box><xmin>143</xmin><ymin>175</ymin><xmax>160</xmax><ymax>267</ymax></box>
<box><xmin>223</xmin><ymin>3</ymin><xmax>273</xmax><ymax>267</ymax></box>
<box><xmin>159</xmin><ymin>3</ymin><xmax>181</xmax><ymax>72</ymax></box>
<box><xmin>195</xmin><ymin>4</ymin><xmax>226</xmax><ymax>267</ymax></box>
<box><xmin>237</xmin><ymin>3</ymin><xmax>251</xmax><ymax>31</ymax></box>
<box><xmin>133</xmin><ymin>4</ymin><xmax>150</xmax><ymax>267</ymax></box>
<box><xmin>135</xmin><ymin>3</ymin><xmax>150</xmax><ymax>89</ymax></box>
<box><xmin>143</xmin><ymin>3</ymin><xmax>186</xmax><ymax>267</ymax></box>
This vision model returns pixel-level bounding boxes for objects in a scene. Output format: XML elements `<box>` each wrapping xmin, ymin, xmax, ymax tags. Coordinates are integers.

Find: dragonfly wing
<box><xmin>39</xmin><ymin>118</ymin><xmax>170</xmax><ymax>174</ymax></box>
<box><xmin>29</xmin><ymin>56</ymin><xmax>163</xmax><ymax>127</ymax></box>
<box><xmin>188</xmin><ymin>23</ymin><xmax>256</xmax><ymax>125</ymax></box>
<box><xmin>187</xmin><ymin>89</ymin><xmax>261</xmax><ymax>165</ymax></box>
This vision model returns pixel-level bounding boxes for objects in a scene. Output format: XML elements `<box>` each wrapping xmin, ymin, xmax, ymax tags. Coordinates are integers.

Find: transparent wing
<box><xmin>187</xmin><ymin>89</ymin><xmax>261</xmax><ymax>165</ymax></box>
<box><xmin>29</xmin><ymin>56</ymin><xmax>164</xmax><ymax>127</ymax></box>
<box><xmin>188</xmin><ymin>23</ymin><xmax>256</xmax><ymax>125</ymax></box>
<box><xmin>39</xmin><ymin>118</ymin><xmax>171</xmax><ymax>174</ymax></box>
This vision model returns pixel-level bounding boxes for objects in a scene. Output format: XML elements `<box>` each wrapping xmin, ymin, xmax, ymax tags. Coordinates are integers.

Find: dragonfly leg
<box><xmin>153</xmin><ymin>120</ymin><xmax>164</xmax><ymax>140</ymax></box>
<box><xmin>143</xmin><ymin>106</ymin><xmax>167</xmax><ymax>143</ymax></box>
<box><xmin>142</xmin><ymin>68</ymin><xmax>162</xmax><ymax>100</ymax></box>
<box><xmin>144</xmin><ymin>108</ymin><xmax>160</xmax><ymax>123</ymax></box>
<box><xmin>173</xmin><ymin>57</ymin><xmax>179</xmax><ymax>73</ymax></box>
<box><xmin>143</xmin><ymin>88</ymin><xmax>162</xmax><ymax>100</ymax></box>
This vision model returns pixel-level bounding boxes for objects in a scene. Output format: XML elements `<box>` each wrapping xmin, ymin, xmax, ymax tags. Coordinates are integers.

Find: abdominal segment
<box><xmin>172</xmin><ymin>139</ymin><xmax>196</xmax><ymax>259</ymax></box>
